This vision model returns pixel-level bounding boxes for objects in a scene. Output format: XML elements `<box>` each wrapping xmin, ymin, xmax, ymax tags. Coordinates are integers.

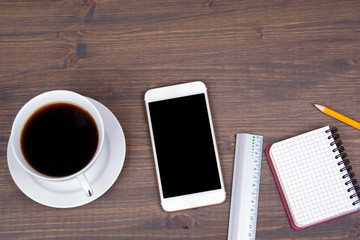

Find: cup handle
<box><xmin>77</xmin><ymin>173</ymin><xmax>93</xmax><ymax>197</ymax></box>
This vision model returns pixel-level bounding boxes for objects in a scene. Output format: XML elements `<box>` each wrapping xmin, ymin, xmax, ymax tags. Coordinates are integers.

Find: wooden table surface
<box><xmin>1</xmin><ymin>0</ymin><xmax>360</xmax><ymax>239</ymax></box>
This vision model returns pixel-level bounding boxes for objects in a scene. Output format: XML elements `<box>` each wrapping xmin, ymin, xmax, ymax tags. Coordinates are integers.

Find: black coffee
<box><xmin>21</xmin><ymin>102</ymin><xmax>99</xmax><ymax>177</ymax></box>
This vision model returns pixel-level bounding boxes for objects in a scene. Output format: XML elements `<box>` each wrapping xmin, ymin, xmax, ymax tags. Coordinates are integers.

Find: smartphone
<box><xmin>145</xmin><ymin>81</ymin><xmax>226</xmax><ymax>212</ymax></box>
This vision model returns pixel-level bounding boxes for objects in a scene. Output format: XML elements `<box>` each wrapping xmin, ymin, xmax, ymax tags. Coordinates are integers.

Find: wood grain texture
<box><xmin>1</xmin><ymin>0</ymin><xmax>360</xmax><ymax>239</ymax></box>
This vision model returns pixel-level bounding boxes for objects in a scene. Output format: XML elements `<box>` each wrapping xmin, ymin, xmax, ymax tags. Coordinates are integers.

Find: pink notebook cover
<box><xmin>266</xmin><ymin>144</ymin><xmax>358</xmax><ymax>230</ymax></box>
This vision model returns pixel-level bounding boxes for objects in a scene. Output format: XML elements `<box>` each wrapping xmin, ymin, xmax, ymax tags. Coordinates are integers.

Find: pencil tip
<box><xmin>314</xmin><ymin>104</ymin><xmax>325</xmax><ymax>111</ymax></box>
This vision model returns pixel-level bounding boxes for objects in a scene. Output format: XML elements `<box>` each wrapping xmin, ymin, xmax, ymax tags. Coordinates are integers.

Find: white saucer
<box><xmin>7</xmin><ymin>98</ymin><xmax>126</xmax><ymax>208</ymax></box>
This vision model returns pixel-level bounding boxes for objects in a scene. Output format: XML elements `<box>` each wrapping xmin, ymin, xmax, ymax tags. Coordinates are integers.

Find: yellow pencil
<box><xmin>314</xmin><ymin>104</ymin><xmax>360</xmax><ymax>130</ymax></box>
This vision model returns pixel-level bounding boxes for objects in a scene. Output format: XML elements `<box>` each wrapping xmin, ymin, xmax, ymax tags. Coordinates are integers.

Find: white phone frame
<box><xmin>144</xmin><ymin>81</ymin><xmax>226</xmax><ymax>212</ymax></box>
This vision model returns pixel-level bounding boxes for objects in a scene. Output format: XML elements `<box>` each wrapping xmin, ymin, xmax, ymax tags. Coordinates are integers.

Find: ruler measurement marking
<box><xmin>228</xmin><ymin>134</ymin><xmax>263</xmax><ymax>240</ymax></box>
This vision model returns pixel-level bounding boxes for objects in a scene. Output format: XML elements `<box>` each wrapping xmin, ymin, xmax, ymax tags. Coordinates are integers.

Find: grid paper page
<box><xmin>270</xmin><ymin>126</ymin><xmax>358</xmax><ymax>228</ymax></box>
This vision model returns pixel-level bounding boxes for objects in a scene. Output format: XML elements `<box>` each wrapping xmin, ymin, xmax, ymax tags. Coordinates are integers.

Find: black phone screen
<box><xmin>148</xmin><ymin>93</ymin><xmax>221</xmax><ymax>198</ymax></box>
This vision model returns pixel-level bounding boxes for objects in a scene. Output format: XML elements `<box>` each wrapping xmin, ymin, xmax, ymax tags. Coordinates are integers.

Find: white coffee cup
<box><xmin>10</xmin><ymin>90</ymin><xmax>105</xmax><ymax>197</ymax></box>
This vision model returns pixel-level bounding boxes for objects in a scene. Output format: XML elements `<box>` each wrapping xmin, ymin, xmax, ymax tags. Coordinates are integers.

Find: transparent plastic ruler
<box><xmin>228</xmin><ymin>134</ymin><xmax>263</xmax><ymax>240</ymax></box>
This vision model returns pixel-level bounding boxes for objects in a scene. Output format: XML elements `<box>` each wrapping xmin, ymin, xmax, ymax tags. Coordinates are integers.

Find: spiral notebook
<box><xmin>266</xmin><ymin>126</ymin><xmax>360</xmax><ymax>230</ymax></box>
